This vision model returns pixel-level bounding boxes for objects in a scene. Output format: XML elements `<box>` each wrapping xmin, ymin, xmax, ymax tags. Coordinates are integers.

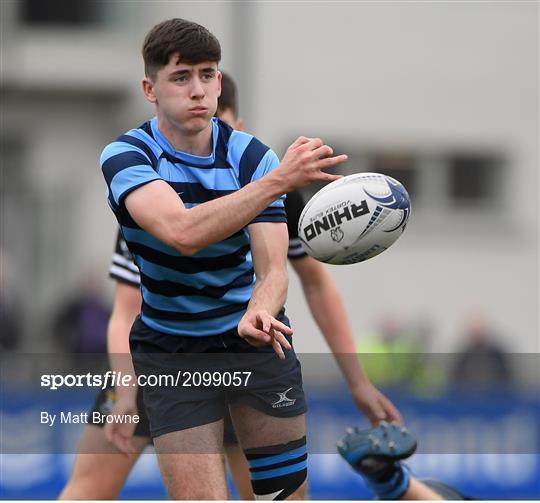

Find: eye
<box><xmin>174</xmin><ymin>75</ymin><xmax>188</xmax><ymax>83</ymax></box>
<box><xmin>202</xmin><ymin>72</ymin><xmax>215</xmax><ymax>81</ymax></box>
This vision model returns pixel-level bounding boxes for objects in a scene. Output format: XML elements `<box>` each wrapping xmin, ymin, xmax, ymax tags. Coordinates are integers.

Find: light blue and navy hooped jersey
<box><xmin>101</xmin><ymin>117</ymin><xmax>286</xmax><ymax>337</ymax></box>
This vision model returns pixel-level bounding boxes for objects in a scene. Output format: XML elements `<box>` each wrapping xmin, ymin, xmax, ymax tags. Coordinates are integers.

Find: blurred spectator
<box><xmin>356</xmin><ymin>314</ymin><xmax>432</xmax><ymax>393</ymax></box>
<box><xmin>52</xmin><ymin>273</ymin><xmax>110</xmax><ymax>353</ymax></box>
<box><xmin>452</xmin><ymin>308</ymin><xmax>513</xmax><ymax>389</ymax></box>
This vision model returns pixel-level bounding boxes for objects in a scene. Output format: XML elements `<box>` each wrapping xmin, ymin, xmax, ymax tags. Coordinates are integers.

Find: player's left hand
<box><xmin>349</xmin><ymin>379</ymin><xmax>403</xmax><ymax>426</ymax></box>
<box><xmin>238</xmin><ymin>309</ymin><xmax>293</xmax><ymax>359</ymax></box>
<box><xmin>104</xmin><ymin>392</ymin><xmax>139</xmax><ymax>455</ymax></box>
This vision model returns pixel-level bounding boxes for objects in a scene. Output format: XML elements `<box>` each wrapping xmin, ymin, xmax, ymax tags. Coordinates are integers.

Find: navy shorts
<box><xmin>129</xmin><ymin>316</ymin><xmax>307</xmax><ymax>439</ymax></box>
<box><xmin>90</xmin><ymin>385</ymin><xmax>239</xmax><ymax>444</ymax></box>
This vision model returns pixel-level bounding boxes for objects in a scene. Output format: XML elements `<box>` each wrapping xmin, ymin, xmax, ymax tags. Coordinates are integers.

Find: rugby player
<box><xmin>95</xmin><ymin>17</ymin><xmax>354</xmax><ymax>499</ymax></box>
<box><xmin>61</xmin><ymin>67</ymin><xmax>400</xmax><ymax>499</ymax></box>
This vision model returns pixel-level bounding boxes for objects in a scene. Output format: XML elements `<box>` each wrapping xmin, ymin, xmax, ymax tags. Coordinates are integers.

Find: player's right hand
<box><xmin>238</xmin><ymin>309</ymin><xmax>293</xmax><ymax>359</ymax></box>
<box><xmin>276</xmin><ymin>136</ymin><xmax>348</xmax><ymax>191</ymax></box>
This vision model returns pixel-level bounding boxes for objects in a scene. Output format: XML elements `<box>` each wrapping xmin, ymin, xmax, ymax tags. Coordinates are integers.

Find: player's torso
<box><xmin>119</xmin><ymin>119</ymin><xmax>256</xmax><ymax>337</ymax></box>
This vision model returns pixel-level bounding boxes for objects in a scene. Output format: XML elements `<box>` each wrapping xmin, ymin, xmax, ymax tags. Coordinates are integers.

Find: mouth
<box><xmin>188</xmin><ymin>106</ymin><xmax>208</xmax><ymax>115</ymax></box>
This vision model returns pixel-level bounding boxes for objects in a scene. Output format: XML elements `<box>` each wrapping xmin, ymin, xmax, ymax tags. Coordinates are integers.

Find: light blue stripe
<box><xmin>137</xmin><ymin>258</ymin><xmax>253</xmax><ymax>285</ymax></box>
<box><xmin>268</xmin><ymin>196</ymin><xmax>286</xmax><ymax>208</ymax></box>
<box><xmin>140</xmin><ymin>310</ymin><xmax>243</xmax><ymax>336</ymax></box>
<box><xmin>141</xmin><ymin>284</ymin><xmax>254</xmax><ymax>312</ymax></box>
<box><xmin>122</xmin><ymin>226</ymin><xmax>249</xmax><ymax>258</ymax></box>
<box><xmin>100</xmin><ymin>141</ymin><xmax>151</xmax><ymax>166</ymax></box>
<box><xmin>248</xmin><ymin>446</ymin><xmax>307</xmax><ymax>469</ymax></box>
<box><xmin>250</xmin><ymin>460</ymin><xmax>308</xmax><ymax>480</ymax></box>
<box><xmin>127</xmin><ymin>128</ymin><xmax>164</xmax><ymax>161</ymax></box>
<box><xmin>156</xmin><ymin>161</ymin><xmax>241</xmax><ymax>188</ymax></box>
<box><xmin>110</xmin><ymin>167</ymin><xmax>161</xmax><ymax>205</ymax></box>
<box><xmin>123</xmin><ymin>226</ymin><xmax>249</xmax><ymax>257</ymax></box>
<box><xmin>250</xmin><ymin>149</ymin><xmax>280</xmax><ymax>183</ymax></box>
<box><xmin>227</xmin><ymin>130</ymin><xmax>255</xmax><ymax>179</ymax></box>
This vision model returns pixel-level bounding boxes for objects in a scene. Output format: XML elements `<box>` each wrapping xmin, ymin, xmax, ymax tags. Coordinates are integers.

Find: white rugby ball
<box><xmin>298</xmin><ymin>173</ymin><xmax>411</xmax><ymax>265</ymax></box>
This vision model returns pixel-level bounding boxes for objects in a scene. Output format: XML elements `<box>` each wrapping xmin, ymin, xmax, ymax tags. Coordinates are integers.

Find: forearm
<box><xmin>128</xmin><ymin>176</ymin><xmax>285</xmax><ymax>257</ymax></box>
<box><xmin>183</xmin><ymin>176</ymin><xmax>284</xmax><ymax>254</ymax></box>
<box><xmin>247</xmin><ymin>267</ymin><xmax>288</xmax><ymax>318</ymax></box>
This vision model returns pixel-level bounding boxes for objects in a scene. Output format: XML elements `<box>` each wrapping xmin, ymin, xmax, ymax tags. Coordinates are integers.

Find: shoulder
<box><xmin>101</xmin><ymin>121</ymin><xmax>161</xmax><ymax>167</ymax></box>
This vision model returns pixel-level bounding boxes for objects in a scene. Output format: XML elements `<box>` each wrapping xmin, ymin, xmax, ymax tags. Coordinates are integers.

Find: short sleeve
<box><xmin>101</xmin><ymin>140</ymin><xmax>162</xmax><ymax>212</ymax></box>
<box><xmin>248</xmin><ymin>148</ymin><xmax>286</xmax><ymax>225</ymax></box>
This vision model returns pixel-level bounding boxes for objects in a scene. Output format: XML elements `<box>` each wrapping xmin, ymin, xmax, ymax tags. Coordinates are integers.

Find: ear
<box><xmin>234</xmin><ymin>118</ymin><xmax>245</xmax><ymax>131</ymax></box>
<box><xmin>216</xmin><ymin>70</ymin><xmax>222</xmax><ymax>98</ymax></box>
<box><xmin>142</xmin><ymin>77</ymin><xmax>157</xmax><ymax>103</ymax></box>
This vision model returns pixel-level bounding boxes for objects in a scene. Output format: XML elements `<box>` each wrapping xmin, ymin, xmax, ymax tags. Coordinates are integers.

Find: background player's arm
<box><xmin>291</xmin><ymin>256</ymin><xmax>402</xmax><ymax>425</ymax></box>
<box><xmin>105</xmin><ymin>282</ymin><xmax>142</xmax><ymax>454</ymax></box>
<box><xmin>237</xmin><ymin>222</ymin><xmax>293</xmax><ymax>359</ymax></box>
<box><xmin>124</xmin><ymin>137</ymin><xmax>346</xmax><ymax>256</ymax></box>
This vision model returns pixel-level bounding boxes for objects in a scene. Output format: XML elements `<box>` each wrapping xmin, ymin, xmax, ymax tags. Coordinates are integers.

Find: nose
<box><xmin>190</xmin><ymin>76</ymin><xmax>205</xmax><ymax>99</ymax></box>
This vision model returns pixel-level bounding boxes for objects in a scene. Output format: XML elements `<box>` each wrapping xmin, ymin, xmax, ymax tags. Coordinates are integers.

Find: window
<box><xmin>19</xmin><ymin>0</ymin><xmax>102</xmax><ymax>26</ymax></box>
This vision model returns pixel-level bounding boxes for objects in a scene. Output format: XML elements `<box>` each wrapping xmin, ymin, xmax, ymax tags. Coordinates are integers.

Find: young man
<box><xmin>97</xmin><ymin>18</ymin><xmax>352</xmax><ymax>500</ymax></box>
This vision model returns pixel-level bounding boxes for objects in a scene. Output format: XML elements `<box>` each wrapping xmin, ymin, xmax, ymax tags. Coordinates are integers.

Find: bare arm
<box><xmin>105</xmin><ymin>282</ymin><xmax>143</xmax><ymax>452</ymax></box>
<box><xmin>237</xmin><ymin>222</ymin><xmax>293</xmax><ymax>359</ymax></box>
<box><xmin>125</xmin><ymin>137</ymin><xmax>347</xmax><ymax>256</ymax></box>
<box><xmin>291</xmin><ymin>256</ymin><xmax>402</xmax><ymax>424</ymax></box>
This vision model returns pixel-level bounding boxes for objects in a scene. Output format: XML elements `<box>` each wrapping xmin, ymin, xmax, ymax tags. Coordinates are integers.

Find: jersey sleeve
<box><xmin>109</xmin><ymin>230</ymin><xmax>141</xmax><ymax>287</ymax></box>
<box><xmin>248</xmin><ymin>148</ymin><xmax>286</xmax><ymax>225</ymax></box>
<box><xmin>285</xmin><ymin>190</ymin><xmax>308</xmax><ymax>260</ymax></box>
<box><xmin>100</xmin><ymin>139</ymin><xmax>162</xmax><ymax>213</ymax></box>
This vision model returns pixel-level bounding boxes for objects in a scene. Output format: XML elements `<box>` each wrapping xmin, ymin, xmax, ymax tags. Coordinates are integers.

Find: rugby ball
<box><xmin>297</xmin><ymin>173</ymin><xmax>410</xmax><ymax>265</ymax></box>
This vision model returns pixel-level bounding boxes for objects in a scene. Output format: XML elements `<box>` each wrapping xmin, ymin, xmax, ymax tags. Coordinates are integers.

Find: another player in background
<box><xmin>60</xmin><ymin>70</ymin><xmax>400</xmax><ymax>500</ymax></box>
<box><xmin>338</xmin><ymin>424</ymin><xmax>473</xmax><ymax>500</ymax></box>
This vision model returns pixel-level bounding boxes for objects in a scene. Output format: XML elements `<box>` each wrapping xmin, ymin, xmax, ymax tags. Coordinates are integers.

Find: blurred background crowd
<box><xmin>0</xmin><ymin>0</ymin><xmax>538</xmax><ymax>499</ymax></box>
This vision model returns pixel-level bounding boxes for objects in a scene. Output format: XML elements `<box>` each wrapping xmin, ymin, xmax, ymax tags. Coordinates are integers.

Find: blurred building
<box><xmin>1</xmin><ymin>1</ymin><xmax>538</xmax><ymax>355</ymax></box>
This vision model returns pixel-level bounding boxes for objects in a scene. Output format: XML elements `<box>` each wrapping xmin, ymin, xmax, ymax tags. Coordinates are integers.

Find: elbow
<box><xmin>171</xmin><ymin>230</ymin><xmax>200</xmax><ymax>257</ymax></box>
<box><xmin>174</xmin><ymin>239</ymin><xmax>199</xmax><ymax>257</ymax></box>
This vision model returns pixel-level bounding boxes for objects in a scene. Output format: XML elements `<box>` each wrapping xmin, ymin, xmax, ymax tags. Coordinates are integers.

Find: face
<box><xmin>143</xmin><ymin>55</ymin><xmax>221</xmax><ymax>134</ymax></box>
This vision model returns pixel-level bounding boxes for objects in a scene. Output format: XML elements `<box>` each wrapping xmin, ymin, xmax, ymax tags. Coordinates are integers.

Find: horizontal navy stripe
<box><xmin>116</xmin><ymin>134</ymin><xmax>159</xmax><ymax>168</ymax></box>
<box><xmin>167</xmin><ymin>181</ymin><xmax>234</xmax><ymax>204</ymax></box>
<box><xmin>140</xmin><ymin>268</ymin><xmax>254</xmax><ymax>298</ymax></box>
<box><xmin>142</xmin><ymin>284</ymin><xmax>252</xmax><ymax>312</ymax></box>
<box><xmin>127</xmin><ymin>242</ymin><xmax>251</xmax><ymax>274</ymax></box>
<box><xmin>160</xmin><ymin>149</ymin><xmax>232</xmax><ymax>169</ymax></box>
<box><xmin>258</xmin><ymin>207</ymin><xmax>286</xmax><ymax>217</ymax></box>
<box><xmin>140</xmin><ymin>310</ymin><xmax>243</xmax><ymax>337</ymax></box>
<box><xmin>239</xmin><ymin>137</ymin><xmax>270</xmax><ymax>187</ymax></box>
<box><xmin>251</xmin><ymin>453</ymin><xmax>308</xmax><ymax>473</ymax></box>
<box><xmin>116</xmin><ymin>206</ymin><xmax>142</xmax><ymax>229</ymax></box>
<box><xmin>251</xmin><ymin>216</ymin><xmax>287</xmax><ymax>224</ymax></box>
<box><xmin>142</xmin><ymin>299</ymin><xmax>248</xmax><ymax>321</ymax></box>
<box><xmin>102</xmin><ymin>151</ymin><xmax>151</xmax><ymax>186</ymax></box>
<box><xmin>135</xmin><ymin>257</ymin><xmax>253</xmax><ymax>288</ymax></box>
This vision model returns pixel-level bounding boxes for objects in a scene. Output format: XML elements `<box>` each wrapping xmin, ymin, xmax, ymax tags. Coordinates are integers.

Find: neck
<box><xmin>157</xmin><ymin>116</ymin><xmax>213</xmax><ymax>156</ymax></box>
